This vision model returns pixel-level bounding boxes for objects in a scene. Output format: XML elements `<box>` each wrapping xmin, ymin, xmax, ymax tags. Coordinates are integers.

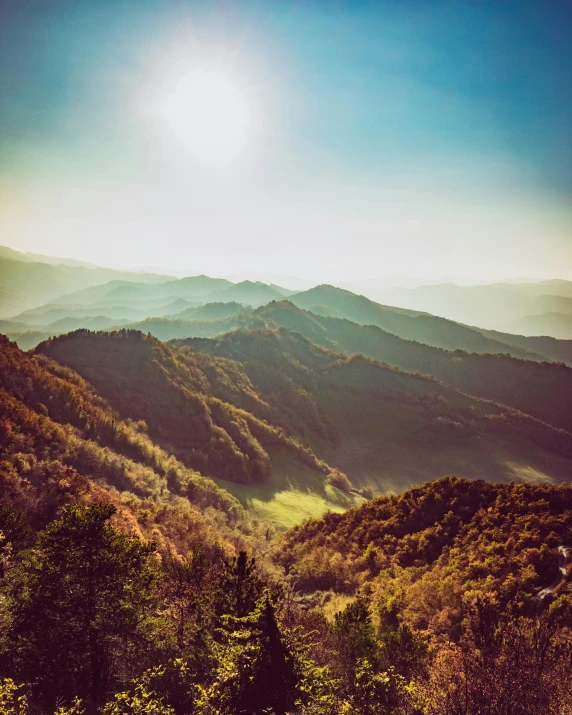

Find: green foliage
<box><xmin>202</xmin><ymin>594</ymin><xmax>320</xmax><ymax>715</ymax></box>
<box><xmin>332</xmin><ymin>596</ymin><xmax>379</xmax><ymax>687</ymax></box>
<box><xmin>0</xmin><ymin>680</ymin><xmax>84</xmax><ymax>715</ymax></box>
<box><xmin>176</xmin><ymin>325</ymin><xmax>572</xmax><ymax>489</ymax></box>
<box><xmin>11</xmin><ymin>504</ymin><xmax>156</xmax><ymax>708</ymax></box>
<box><xmin>161</xmin><ymin>546</ymin><xmax>224</xmax><ymax>655</ymax></box>
<box><xmin>2</xmin><ymin>312</ymin><xmax>572</xmax><ymax>715</ymax></box>
<box><xmin>379</xmin><ymin>624</ymin><xmax>428</xmax><ymax>681</ymax></box>
<box><xmin>0</xmin><ymin>333</ymin><xmax>248</xmax><ymax>556</ymax></box>
<box><xmin>102</xmin><ymin>667</ymin><xmax>175</xmax><ymax>715</ymax></box>
<box><xmin>0</xmin><ymin>487</ymin><xmax>570</xmax><ymax>714</ymax></box>
<box><xmin>53</xmin><ymin>698</ymin><xmax>85</xmax><ymax>715</ymax></box>
<box><xmin>423</xmin><ymin>595</ymin><xmax>572</xmax><ymax>714</ymax></box>
<box><xmin>27</xmin><ymin>322</ymin><xmax>572</xmax><ymax>498</ymax></box>
<box><xmin>0</xmin><ymin>679</ymin><xmax>27</xmax><ymax>715</ymax></box>
<box><xmin>350</xmin><ymin>660</ymin><xmax>410</xmax><ymax>715</ymax></box>
<box><xmin>278</xmin><ymin>477</ymin><xmax>572</xmax><ymax>633</ymax></box>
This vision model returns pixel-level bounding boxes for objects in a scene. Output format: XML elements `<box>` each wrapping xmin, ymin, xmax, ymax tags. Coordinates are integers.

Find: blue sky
<box><xmin>1</xmin><ymin>0</ymin><xmax>571</xmax><ymax>281</ymax></box>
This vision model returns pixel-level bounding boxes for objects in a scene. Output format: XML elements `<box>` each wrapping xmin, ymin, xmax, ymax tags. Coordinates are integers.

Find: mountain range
<box><xmin>0</xmin><ymin>253</ymin><xmax>172</xmax><ymax>317</ymax></box>
<box><xmin>2</xmin><ymin>243</ymin><xmax>572</xmax><ymax>715</ymax></box>
<box><xmin>2</xmin><ymin>244</ymin><xmax>572</xmax><ymax>528</ymax></box>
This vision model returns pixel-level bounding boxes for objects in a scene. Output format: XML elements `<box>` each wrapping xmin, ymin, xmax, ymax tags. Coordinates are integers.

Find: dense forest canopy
<box><xmin>36</xmin><ymin>330</ymin><xmax>340</xmax><ymax>486</ymax></box>
<box><xmin>0</xmin><ymin>484</ymin><xmax>571</xmax><ymax>713</ymax></box>
<box><xmin>0</xmin><ymin>333</ymin><xmax>252</xmax><ymax>551</ymax></box>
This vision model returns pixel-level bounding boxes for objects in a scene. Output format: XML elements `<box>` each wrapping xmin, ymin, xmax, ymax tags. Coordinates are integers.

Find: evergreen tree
<box><xmin>203</xmin><ymin>593</ymin><xmax>320</xmax><ymax>715</ymax></box>
<box><xmin>11</xmin><ymin>504</ymin><xmax>156</xmax><ymax>709</ymax></box>
<box><xmin>162</xmin><ymin>547</ymin><xmax>220</xmax><ymax>651</ymax></box>
<box><xmin>215</xmin><ymin>550</ymin><xmax>263</xmax><ymax>619</ymax></box>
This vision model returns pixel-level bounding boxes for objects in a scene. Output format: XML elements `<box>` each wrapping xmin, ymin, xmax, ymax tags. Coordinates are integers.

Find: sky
<box><xmin>1</xmin><ymin>0</ymin><xmax>571</xmax><ymax>283</ymax></box>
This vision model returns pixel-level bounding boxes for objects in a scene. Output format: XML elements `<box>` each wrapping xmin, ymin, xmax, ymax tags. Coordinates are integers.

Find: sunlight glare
<box><xmin>156</xmin><ymin>67</ymin><xmax>255</xmax><ymax>168</ymax></box>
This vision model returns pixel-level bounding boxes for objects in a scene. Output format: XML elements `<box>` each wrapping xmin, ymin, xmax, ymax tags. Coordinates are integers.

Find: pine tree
<box><xmin>203</xmin><ymin>592</ymin><xmax>320</xmax><ymax>715</ymax></box>
<box><xmin>11</xmin><ymin>504</ymin><xmax>156</xmax><ymax>709</ymax></box>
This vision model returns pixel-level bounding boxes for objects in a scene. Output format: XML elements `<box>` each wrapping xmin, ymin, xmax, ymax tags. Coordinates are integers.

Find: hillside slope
<box><xmin>176</xmin><ymin>328</ymin><xmax>572</xmax><ymax>491</ymax></box>
<box><xmin>276</xmin><ymin>476</ymin><xmax>572</xmax><ymax>631</ymax></box>
<box><xmin>36</xmin><ymin>330</ymin><xmax>342</xmax><ymax>483</ymax></box>
<box><xmin>478</xmin><ymin>327</ymin><xmax>572</xmax><ymax>366</ymax></box>
<box><xmin>249</xmin><ymin>301</ymin><xmax>572</xmax><ymax>433</ymax></box>
<box><xmin>0</xmin><ymin>335</ymin><xmax>249</xmax><ymax>552</ymax></box>
<box><xmin>290</xmin><ymin>285</ymin><xmax>545</xmax><ymax>358</ymax></box>
<box><xmin>35</xmin><ymin>330</ymin><xmax>360</xmax><ymax>527</ymax></box>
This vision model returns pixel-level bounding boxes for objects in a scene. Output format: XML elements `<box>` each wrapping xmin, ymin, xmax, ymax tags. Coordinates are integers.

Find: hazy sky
<box><xmin>1</xmin><ymin>0</ymin><xmax>571</xmax><ymax>282</ymax></box>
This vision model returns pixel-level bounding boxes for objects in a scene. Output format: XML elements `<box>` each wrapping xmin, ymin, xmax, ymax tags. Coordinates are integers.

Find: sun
<box><xmin>156</xmin><ymin>67</ymin><xmax>254</xmax><ymax>168</ymax></box>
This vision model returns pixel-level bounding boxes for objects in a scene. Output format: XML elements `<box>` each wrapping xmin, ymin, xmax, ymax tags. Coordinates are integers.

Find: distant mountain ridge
<box><xmin>3</xmin><ymin>245</ymin><xmax>572</xmax><ymax>362</ymax></box>
<box><xmin>242</xmin><ymin>301</ymin><xmax>572</xmax><ymax>432</ymax></box>
<box><xmin>204</xmin><ymin>280</ymin><xmax>294</xmax><ymax>306</ymax></box>
<box><xmin>0</xmin><ymin>250</ymin><xmax>173</xmax><ymax>317</ymax></box>
<box><xmin>388</xmin><ymin>279</ymin><xmax>572</xmax><ymax>334</ymax></box>
<box><xmin>0</xmin><ymin>245</ymin><xmax>99</xmax><ymax>268</ymax></box>
<box><xmin>7</xmin><ymin>282</ymin><xmax>572</xmax><ymax>369</ymax></box>
<box><xmin>12</xmin><ymin>299</ymin><xmax>572</xmax><ymax>428</ymax></box>
<box><xmin>479</xmin><ymin>328</ymin><xmax>572</xmax><ymax>363</ymax></box>
<box><xmin>507</xmin><ymin>312</ymin><xmax>572</xmax><ymax>340</ymax></box>
<box><xmin>288</xmin><ymin>285</ymin><xmax>549</xmax><ymax>356</ymax></box>
<box><xmin>51</xmin><ymin>275</ymin><xmax>234</xmax><ymax>306</ymax></box>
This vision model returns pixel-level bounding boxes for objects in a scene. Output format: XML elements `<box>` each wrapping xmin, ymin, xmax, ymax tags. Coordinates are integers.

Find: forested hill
<box><xmin>277</xmin><ymin>477</ymin><xmax>572</xmax><ymax>619</ymax></box>
<box><xmin>35</xmin><ymin>330</ymin><xmax>341</xmax><ymax>487</ymax></box>
<box><xmin>174</xmin><ymin>328</ymin><xmax>572</xmax><ymax>490</ymax></box>
<box><xmin>0</xmin><ymin>334</ymin><xmax>253</xmax><ymax>553</ymax></box>
<box><xmin>248</xmin><ymin>301</ymin><xmax>572</xmax><ymax>432</ymax></box>
<box><xmin>478</xmin><ymin>327</ymin><xmax>572</xmax><ymax>366</ymax></box>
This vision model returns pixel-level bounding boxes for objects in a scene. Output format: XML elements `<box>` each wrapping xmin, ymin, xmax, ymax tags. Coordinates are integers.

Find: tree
<box><xmin>424</xmin><ymin>595</ymin><xmax>572</xmax><ymax>715</ymax></box>
<box><xmin>0</xmin><ymin>679</ymin><xmax>28</xmax><ymax>715</ymax></box>
<box><xmin>159</xmin><ymin>546</ymin><xmax>226</xmax><ymax>688</ymax></box>
<box><xmin>12</xmin><ymin>504</ymin><xmax>156</xmax><ymax>709</ymax></box>
<box><xmin>202</xmin><ymin>593</ymin><xmax>324</xmax><ymax>715</ymax></box>
<box><xmin>349</xmin><ymin>659</ymin><xmax>414</xmax><ymax>715</ymax></box>
<box><xmin>161</xmin><ymin>546</ymin><xmax>223</xmax><ymax>651</ymax></box>
<box><xmin>215</xmin><ymin>550</ymin><xmax>264</xmax><ymax>619</ymax></box>
<box><xmin>379</xmin><ymin>624</ymin><xmax>428</xmax><ymax>681</ymax></box>
<box><xmin>332</xmin><ymin>595</ymin><xmax>380</xmax><ymax>690</ymax></box>
<box><xmin>102</xmin><ymin>666</ymin><xmax>175</xmax><ymax>715</ymax></box>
